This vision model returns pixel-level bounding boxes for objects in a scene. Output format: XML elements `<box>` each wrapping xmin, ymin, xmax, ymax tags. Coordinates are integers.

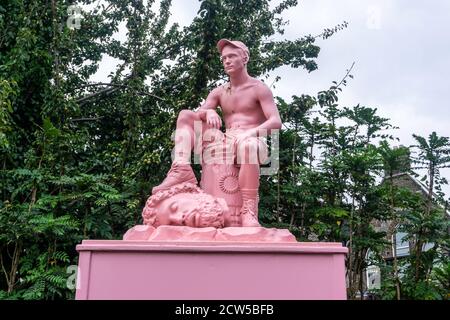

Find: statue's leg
<box><xmin>152</xmin><ymin>110</ymin><xmax>202</xmax><ymax>194</ymax></box>
<box><xmin>236</xmin><ymin>138</ymin><xmax>262</xmax><ymax>227</ymax></box>
<box><xmin>174</xmin><ymin>110</ymin><xmax>202</xmax><ymax>163</ymax></box>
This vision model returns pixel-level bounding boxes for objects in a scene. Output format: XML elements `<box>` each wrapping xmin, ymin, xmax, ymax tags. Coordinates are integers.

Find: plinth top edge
<box><xmin>76</xmin><ymin>240</ymin><xmax>348</xmax><ymax>254</ymax></box>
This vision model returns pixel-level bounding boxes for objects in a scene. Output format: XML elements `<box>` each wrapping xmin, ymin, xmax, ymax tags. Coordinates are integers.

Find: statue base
<box><xmin>75</xmin><ymin>238</ymin><xmax>348</xmax><ymax>300</ymax></box>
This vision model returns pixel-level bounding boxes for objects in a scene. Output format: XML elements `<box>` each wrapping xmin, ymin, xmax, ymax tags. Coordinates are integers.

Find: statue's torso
<box><xmin>218</xmin><ymin>78</ymin><xmax>267</xmax><ymax>129</ymax></box>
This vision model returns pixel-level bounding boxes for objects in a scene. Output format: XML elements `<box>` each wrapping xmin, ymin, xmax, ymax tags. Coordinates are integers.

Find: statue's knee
<box><xmin>178</xmin><ymin>109</ymin><xmax>195</xmax><ymax>119</ymax></box>
<box><xmin>178</xmin><ymin>109</ymin><xmax>195</xmax><ymax>123</ymax></box>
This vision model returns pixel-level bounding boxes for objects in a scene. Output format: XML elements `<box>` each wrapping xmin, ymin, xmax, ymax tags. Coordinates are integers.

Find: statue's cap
<box><xmin>217</xmin><ymin>39</ymin><xmax>249</xmax><ymax>57</ymax></box>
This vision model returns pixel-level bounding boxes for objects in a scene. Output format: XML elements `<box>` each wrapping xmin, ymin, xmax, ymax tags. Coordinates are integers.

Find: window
<box><xmin>393</xmin><ymin>231</ymin><xmax>410</xmax><ymax>257</ymax></box>
<box><xmin>392</xmin><ymin>228</ymin><xmax>434</xmax><ymax>258</ymax></box>
<box><xmin>366</xmin><ymin>265</ymin><xmax>381</xmax><ymax>290</ymax></box>
<box><xmin>365</xmin><ymin>250</ymin><xmax>381</xmax><ymax>290</ymax></box>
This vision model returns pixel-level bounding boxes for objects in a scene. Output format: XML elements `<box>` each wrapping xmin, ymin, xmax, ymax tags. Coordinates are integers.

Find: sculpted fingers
<box><xmin>211</xmin><ymin>113</ymin><xmax>221</xmax><ymax>129</ymax></box>
<box><xmin>206</xmin><ymin>110</ymin><xmax>219</xmax><ymax>128</ymax></box>
<box><xmin>207</xmin><ymin>117</ymin><xmax>215</xmax><ymax>128</ymax></box>
<box><xmin>207</xmin><ymin>110</ymin><xmax>222</xmax><ymax>129</ymax></box>
<box><xmin>217</xmin><ymin>115</ymin><xmax>222</xmax><ymax>128</ymax></box>
<box><xmin>215</xmin><ymin>115</ymin><xmax>222</xmax><ymax>128</ymax></box>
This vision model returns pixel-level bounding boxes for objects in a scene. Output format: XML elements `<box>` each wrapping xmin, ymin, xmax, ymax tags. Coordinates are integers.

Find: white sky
<box><xmin>92</xmin><ymin>0</ymin><xmax>450</xmax><ymax>198</ymax></box>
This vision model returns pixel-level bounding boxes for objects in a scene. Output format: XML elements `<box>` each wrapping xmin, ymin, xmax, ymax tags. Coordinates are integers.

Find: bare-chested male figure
<box><xmin>152</xmin><ymin>39</ymin><xmax>282</xmax><ymax>227</ymax></box>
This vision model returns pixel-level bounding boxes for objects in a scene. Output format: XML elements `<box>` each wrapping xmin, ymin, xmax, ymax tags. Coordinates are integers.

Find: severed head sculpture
<box><xmin>142</xmin><ymin>182</ymin><xmax>227</xmax><ymax>228</ymax></box>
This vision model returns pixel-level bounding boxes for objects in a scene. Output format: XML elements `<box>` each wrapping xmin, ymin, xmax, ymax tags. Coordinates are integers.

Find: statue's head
<box><xmin>217</xmin><ymin>39</ymin><xmax>250</xmax><ymax>75</ymax></box>
<box><xmin>142</xmin><ymin>183</ymin><xmax>227</xmax><ymax>228</ymax></box>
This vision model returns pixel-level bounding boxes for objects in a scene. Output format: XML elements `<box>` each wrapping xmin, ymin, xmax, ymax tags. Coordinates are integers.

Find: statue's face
<box><xmin>155</xmin><ymin>192</ymin><xmax>226</xmax><ymax>228</ymax></box>
<box><xmin>220</xmin><ymin>45</ymin><xmax>247</xmax><ymax>75</ymax></box>
<box><xmin>156</xmin><ymin>193</ymin><xmax>199</xmax><ymax>226</ymax></box>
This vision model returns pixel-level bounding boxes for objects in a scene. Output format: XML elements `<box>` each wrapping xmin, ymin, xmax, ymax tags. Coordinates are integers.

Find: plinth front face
<box><xmin>75</xmin><ymin>241</ymin><xmax>347</xmax><ymax>300</ymax></box>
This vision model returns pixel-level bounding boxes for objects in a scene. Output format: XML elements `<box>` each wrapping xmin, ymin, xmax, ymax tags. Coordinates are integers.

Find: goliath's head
<box><xmin>142</xmin><ymin>183</ymin><xmax>227</xmax><ymax>228</ymax></box>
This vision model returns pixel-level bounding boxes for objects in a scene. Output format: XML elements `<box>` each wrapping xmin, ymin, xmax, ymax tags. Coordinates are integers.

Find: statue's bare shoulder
<box><xmin>219</xmin><ymin>82</ymin><xmax>231</xmax><ymax>93</ymax></box>
<box><xmin>252</xmin><ymin>79</ymin><xmax>273</xmax><ymax>97</ymax></box>
<box><xmin>209</xmin><ymin>85</ymin><xmax>225</xmax><ymax>98</ymax></box>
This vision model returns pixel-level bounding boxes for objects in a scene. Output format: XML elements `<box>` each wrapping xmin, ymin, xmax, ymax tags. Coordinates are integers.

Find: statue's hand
<box><xmin>206</xmin><ymin>109</ymin><xmax>222</xmax><ymax>129</ymax></box>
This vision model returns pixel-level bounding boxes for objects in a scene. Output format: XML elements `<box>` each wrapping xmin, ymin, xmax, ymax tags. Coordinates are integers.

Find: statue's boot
<box><xmin>239</xmin><ymin>189</ymin><xmax>261</xmax><ymax>227</ymax></box>
<box><xmin>152</xmin><ymin>162</ymin><xmax>197</xmax><ymax>194</ymax></box>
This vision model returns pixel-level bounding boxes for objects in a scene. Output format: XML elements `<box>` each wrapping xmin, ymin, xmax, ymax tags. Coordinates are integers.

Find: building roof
<box><xmin>382</xmin><ymin>172</ymin><xmax>450</xmax><ymax>217</ymax></box>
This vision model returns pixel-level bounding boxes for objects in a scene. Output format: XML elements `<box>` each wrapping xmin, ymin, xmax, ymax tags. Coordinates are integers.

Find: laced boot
<box><xmin>152</xmin><ymin>162</ymin><xmax>197</xmax><ymax>194</ymax></box>
<box><xmin>239</xmin><ymin>198</ymin><xmax>261</xmax><ymax>227</ymax></box>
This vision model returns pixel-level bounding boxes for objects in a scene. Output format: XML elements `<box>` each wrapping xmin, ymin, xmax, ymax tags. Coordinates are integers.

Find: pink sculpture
<box><xmin>77</xmin><ymin>40</ymin><xmax>349</xmax><ymax>300</ymax></box>
<box><xmin>146</xmin><ymin>39</ymin><xmax>282</xmax><ymax>231</ymax></box>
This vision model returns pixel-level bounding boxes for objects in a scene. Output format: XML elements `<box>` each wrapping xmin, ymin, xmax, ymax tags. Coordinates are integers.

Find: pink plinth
<box><xmin>75</xmin><ymin>240</ymin><xmax>348</xmax><ymax>300</ymax></box>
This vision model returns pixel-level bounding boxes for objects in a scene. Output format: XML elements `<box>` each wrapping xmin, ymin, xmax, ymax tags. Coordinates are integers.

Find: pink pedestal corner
<box><xmin>75</xmin><ymin>240</ymin><xmax>348</xmax><ymax>300</ymax></box>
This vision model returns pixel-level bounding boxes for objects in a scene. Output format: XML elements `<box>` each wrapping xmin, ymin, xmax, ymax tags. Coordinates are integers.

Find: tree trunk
<box><xmin>1</xmin><ymin>241</ymin><xmax>22</xmax><ymax>293</ymax></box>
<box><xmin>347</xmin><ymin>196</ymin><xmax>355</xmax><ymax>298</ymax></box>
<box><xmin>359</xmin><ymin>252</ymin><xmax>365</xmax><ymax>300</ymax></box>
<box><xmin>414</xmin><ymin>234</ymin><xmax>423</xmax><ymax>282</ymax></box>
<box><xmin>415</xmin><ymin>162</ymin><xmax>434</xmax><ymax>282</ymax></box>
<box><xmin>300</xmin><ymin>202</ymin><xmax>306</xmax><ymax>237</ymax></box>
<box><xmin>289</xmin><ymin>209</ymin><xmax>295</xmax><ymax>228</ymax></box>
<box><xmin>392</xmin><ymin>230</ymin><xmax>401</xmax><ymax>300</ymax></box>
<box><xmin>276</xmin><ymin>170</ymin><xmax>281</xmax><ymax>222</ymax></box>
<box><xmin>389</xmin><ymin>170</ymin><xmax>401</xmax><ymax>300</ymax></box>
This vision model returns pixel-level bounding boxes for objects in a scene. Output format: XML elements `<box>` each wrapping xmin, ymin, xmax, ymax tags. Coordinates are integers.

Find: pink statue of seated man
<box><xmin>151</xmin><ymin>39</ymin><xmax>282</xmax><ymax>227</ymax></box>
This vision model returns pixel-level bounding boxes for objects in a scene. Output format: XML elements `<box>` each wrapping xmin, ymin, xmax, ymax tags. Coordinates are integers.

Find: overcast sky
<box><xmin>93</xmin><ymin>0</ymin><xmax>450</xmax><ymax>197</ymax></box>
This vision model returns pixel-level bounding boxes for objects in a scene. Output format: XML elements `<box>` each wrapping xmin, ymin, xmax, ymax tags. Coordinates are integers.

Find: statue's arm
<box><xmin>197</xmin><ymin>87</ymin><xmax>220</xmax><ymax>111</ymax></box>
<box><xmin>253</xmin><ymin>83</ymin><xmax>282</xmax><ymax>135</ymax></box>
<box><xmin>196</xmin><ymin>87</ymin><xmax>222</xmax><ymax>128</ymax></box>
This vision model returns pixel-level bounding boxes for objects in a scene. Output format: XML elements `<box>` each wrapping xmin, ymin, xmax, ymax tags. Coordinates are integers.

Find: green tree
<box><xmin>377</xmin><ymin>141</ymin><xmax>410</xmax><ymax>300</ymax></box>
